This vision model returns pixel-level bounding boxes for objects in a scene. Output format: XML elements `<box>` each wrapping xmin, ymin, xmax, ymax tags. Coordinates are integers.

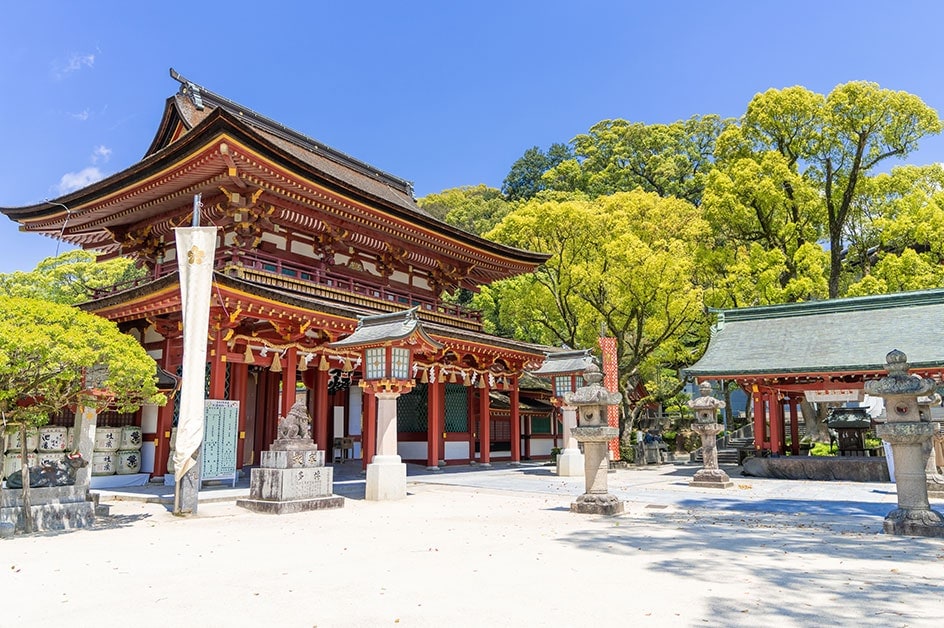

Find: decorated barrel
<box><xmin>91</xmin><ymin>451</ymin><xmax>116</xmax><ymax>476</ymax></box>
<box><xmin>116</xmin><ymin>450</ymin><xmax>141</xmax><ymax>475</ymax></box>
<box><xmin>5</xmin><ymin>430</ymin><xmax>39</xmax><ymax>454</ymax></box>
<box><xmin>38</xmin><ymin>426</ymin><xmax>68</xmax><ymax>452</ymax></box>
<box><xmin>36</xmin><ymin>451</ymin><xmax>66</xmax><ymax>468</ymax></box>
<box><xmin>94</xmin><ymin>426</ymin><xmax>121</xmax><ymax>452</ymax></box>
<box><xmin>3</xmin><ymin>452</ymin><xmax>38</xmax><ymax>480</ymax></box>
<box><xmin>120</xmin><ymin>425</ymin><xmax>143</xmax><ymax>450</ymax></box>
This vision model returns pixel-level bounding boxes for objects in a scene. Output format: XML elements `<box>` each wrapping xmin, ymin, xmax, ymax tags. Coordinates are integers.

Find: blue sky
<box><xmin>3</xmin><ymin>1</ymin><xmax>944</xmax><ymax>273</ymax></box>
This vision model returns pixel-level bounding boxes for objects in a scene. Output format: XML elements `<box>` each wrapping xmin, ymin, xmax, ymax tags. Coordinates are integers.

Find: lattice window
<box><xmin>397</xmin><ymin>383</ymin><xmax>428</xmax><ymax>433</ymax></box>
<box><xmin>444</xmin><ymin>383</ymin><xmax>468</xmax><ymax>432</ymax></box>
<box><xmin>531</xmin><ymin>416</ymin><xmax>552</xmax><ymax>434</ymax></box>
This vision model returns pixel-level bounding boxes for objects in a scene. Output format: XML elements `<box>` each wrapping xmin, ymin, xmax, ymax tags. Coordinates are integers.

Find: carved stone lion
<box><xmin>277</xmin><ymin>400</ymin><xmax>312</xmax><ymax>441</ymax></box>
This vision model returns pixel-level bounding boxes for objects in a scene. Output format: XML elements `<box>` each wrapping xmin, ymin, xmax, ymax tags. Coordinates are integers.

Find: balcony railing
<box><xmin>91</xmin><ymin>247</ymin><xmax>482</xmax><ymax>329</ymax></box>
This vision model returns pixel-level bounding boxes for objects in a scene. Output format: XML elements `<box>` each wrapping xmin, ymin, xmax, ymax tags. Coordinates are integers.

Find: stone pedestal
<box><xmin>866</xmin><ymin>350</ymin><xmax>944</xmax><ymax>538</ymax></box>
<box><xmin>0</xmin><ymin>485</ymin><xmax>95</xmax><ymax>533</ymax></box>
<box><xmin>571</xmin><ymin>427</ymin><xmax>623</xmax><ymax>515</ymax></box>
<box><xmin>875</xmin><ymin>423</ymin><xmax>944</xmax><ymax>537</ymax></box>
<box><xmin>556</xmin><ymin>405</ymin><xmax>584</xmax><ymax>477</ymax></box>
<box><xmin>237</xmin><ymin>439</ymin><xmax>343</xmax><ymax>514</ymax></box>
<box><xmin>366</xmin><ymin>455</ymin><xmax>408</xmax><ymax>501</ymax></box>
<box><xmin>691</xmin><ymin>422</ymin><xmax>733</xmax><ymax>489</ymax></box>
<box><xmin>365</xmin><ymin>392</ymin><xmax>407</xmax><ymax>501</ymax></box>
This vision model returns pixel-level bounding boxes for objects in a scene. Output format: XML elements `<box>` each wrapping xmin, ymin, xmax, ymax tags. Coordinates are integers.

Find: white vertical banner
<box><xmin>173</xmin><ymin>225</ymin><xmax>217</xmax><ymax>482</ymax></box>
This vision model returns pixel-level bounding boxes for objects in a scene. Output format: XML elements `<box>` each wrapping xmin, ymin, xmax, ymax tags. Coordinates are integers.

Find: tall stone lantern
<box><xmin>565</xmin><ymin>363</ymin><xmax>624</xmax><ymax>515</ymax></box>
<box><xmin>688</xmin><ymin>381</ymin><xmax>733</xmax><ymax>489</ymax></box>
<box><xmin>329</xmin><ymin>308</ymin><xmax>442</xmax><ymax>501</ymax></box>
<box><xmin>865</xmin><ymin>350</ymin><xmax>944</xmax><ymax>538</ymax></box>
<box><xmin>531</xmin><ymin>349</ymin><xmax>594</xmax><ymax>476</ymax></box>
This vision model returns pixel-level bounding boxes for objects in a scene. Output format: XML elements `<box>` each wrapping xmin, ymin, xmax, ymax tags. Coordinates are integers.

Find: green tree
<box><xmin>729</xmin><ymin>82</ymin><xmax>941</xmax><ymax>298</ymax></box>
<box><xmin>479</xmin><ymin>190</ymin><xmax>711</xmax><ymax>448</ymax></box>
<box><xmin>545</xmin><ymin>115</ymin><xmax>730</xmax><ymax>205</ymax></box>
<box><xmin>0</xmin><ymin>297</ymin><xmax>164</xmax><ymax>533</ymax></box>
<box><xmin>0</xmin><ymin>250</ymin><xmax>145</xmax><ymax>305</ymax></box>
<box><xmin>501</xmin><ymin>143</ymin><xmax>573</xmax><ymax>202</ymax></box>
<box><xmin>417</xmin><ymin>185</ymin><xmax>512</xmax><ymax>236</ymax></box>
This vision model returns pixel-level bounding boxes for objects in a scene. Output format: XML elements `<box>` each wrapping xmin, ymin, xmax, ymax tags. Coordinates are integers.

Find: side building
<box><xmin>1</xmin><ymin>70</ymin><xmax>565</xmax><ymax>479</ymax></box>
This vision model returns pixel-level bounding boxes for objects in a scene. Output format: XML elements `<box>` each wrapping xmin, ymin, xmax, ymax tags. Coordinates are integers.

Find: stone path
<box><xmin>2</xmin><ymin>462</ymin><xmax>942</xmax><ymax>627</ymax></box>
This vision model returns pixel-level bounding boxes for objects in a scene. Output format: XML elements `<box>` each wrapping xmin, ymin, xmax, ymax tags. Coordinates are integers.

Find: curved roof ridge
<box><xmin>169</xmin><ymin>68</ymin><xmax>414</xmax><ymax>197</ymax></box>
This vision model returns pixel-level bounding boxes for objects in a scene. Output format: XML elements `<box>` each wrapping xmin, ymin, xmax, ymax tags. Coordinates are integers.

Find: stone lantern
<box><xmin>329</xmin><ymin>308</ymin><xmax>442</xmax><ymax>501</ymax></box>
<box><xmin>864</xmin><ymin>350</ymin><xmax>944</xmax><ymax>538</ymax></box>
<box><xmin>688</xmin><ymin>381</ymin><xmax>733</xmax><ymax>489</ymax></box>
<box><xmin>564</xmin><ymin>363</ymin><xmax>624</xmax><ymax>515</ymax></box>
<box><xmin>531</xmin><ymin>349</ymin><xmax>594</xmax><ymax>476</ymax></box>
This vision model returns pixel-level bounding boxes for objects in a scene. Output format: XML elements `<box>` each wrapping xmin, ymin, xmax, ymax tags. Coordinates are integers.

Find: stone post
<box><xmin>365</xmin><ymin>392</ymin><xmax>407</xmax><ymax>501</ymax></box>
<box><xmin>866</xmin><ymin>350</ymin><xmax>944</xmax><ymax>538</ymax></box>
<box><xmin>688</xmin><ymin>382</ymin><xmax>733</xmax><ymax>489</ymax></box>
<box><xmin>73</xmin><ymin>404</ymin><xmax>98</xmax><ymax>492</ymax></box>
<box><xmin>565</xmin><ymin>364</ymin><xmax>624</xmax><ymax>515</ymax></box>
<box><xmin>556</xmin><ymin>404</ymin><xmax>584</xmax><ymax>477</ymax></box>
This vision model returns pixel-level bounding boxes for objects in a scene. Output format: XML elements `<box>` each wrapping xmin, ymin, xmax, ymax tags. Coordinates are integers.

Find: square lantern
<box><xmin>329</xmin><ymin>308</ymin><xmax>442</xmax><ymax>393</ymax></box>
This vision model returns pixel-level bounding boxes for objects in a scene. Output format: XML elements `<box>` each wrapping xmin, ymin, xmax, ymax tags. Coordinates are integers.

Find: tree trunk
<box><xmin>800</xmin><ymin>400</ymin><xmax>831</xmax><ymax>443</ymax></box>
<box><xmin>19</xmin><ymin>424</ymin><xmax>34</xmax><ymax>534</ymax></box>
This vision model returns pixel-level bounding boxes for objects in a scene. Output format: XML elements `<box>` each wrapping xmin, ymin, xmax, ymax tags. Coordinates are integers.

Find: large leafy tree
<box><xmin>478</xmin><ymin>190</ymin><xmax>711</xmax><ymax>446</ymax></box>
<box><xmin>845</xmin><ymin>164</ymin><xmax>944</xmax><ymax>295</ymax></box>
<box><xmin>501</xmin><ymin>143</ymin><xmax>573</xmax><ymax>202</ymax></box>
<box><xmin>0</xmin><ymin>250</ymin><xmax>145</xmax><ymax>305</ymax></box>
<box><xmin>544</xmin><ymin>115</ymin><xmax>730</xmax><ymax>205</ymax></box>
<box><xmin>723</xmin><ymin>82</ymin><xmax>941</xmax><ymax>298</ymax></box>
<box><xmin>417</xmin><ymin>184</ymin><xmax>512</xmax><ymax>236</ymax></box>
<box><xmin>0</xmin><ymin>297</ymin><xmax>163</xmax><ymax>532</ymax></box>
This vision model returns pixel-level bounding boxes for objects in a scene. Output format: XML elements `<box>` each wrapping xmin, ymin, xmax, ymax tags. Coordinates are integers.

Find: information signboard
<box><xmin>201</xmin><ymin>399</ymin><xmax>239</xmax><ymax>486</ymax></box>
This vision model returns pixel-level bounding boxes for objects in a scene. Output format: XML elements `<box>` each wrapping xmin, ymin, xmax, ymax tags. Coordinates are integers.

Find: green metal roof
<box><xmin>685</xmin><ymin>288</ymin><xmax>944</xmax><ymax>378</ymax></box>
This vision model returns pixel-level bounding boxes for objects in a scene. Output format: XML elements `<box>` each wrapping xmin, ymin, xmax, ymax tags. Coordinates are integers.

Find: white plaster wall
<box><xmin>444</xmin><ymin>441</ymin><xmax>470</xmax><ymax>460</ymax></box>
<box><xmin>260</xmin><ymin>232</ymin><xmax>286</xmax><ymax>249</ymax></box>
<box><xmin>398</xmin><ymin>441</ymin><xmax>427</xmax><ymax>460</ymax></box>
<box><xmin>530</xmin><ymin>440</ymin><xmax>555</xmax><ymax>457</ymax></box>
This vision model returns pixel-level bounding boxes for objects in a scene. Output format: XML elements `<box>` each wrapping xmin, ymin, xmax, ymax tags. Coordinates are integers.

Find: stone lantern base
<box><xmin>883</xmin><ymin>508</ymin><xmax>944</xmax><ymax>538</ymax></box>
<box><xmin>690</xmin><ymin>468</ymin><xmax>734</xmax><ymax>489</ymax></box>
<box><xmin>570</xmin><ymin>493</ymin><xmax>624</xmax><ymax>515</ymax></box>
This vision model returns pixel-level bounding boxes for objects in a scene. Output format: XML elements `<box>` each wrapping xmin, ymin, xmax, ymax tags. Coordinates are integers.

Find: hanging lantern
<box><xmin>319</xmin><ymin>354</ymin><xmax>330</xmax><ymax>371</ymax></box>
<box><xmin>244</xmin><ymin>345</ymin><xmax>255</xmax><ymax>364</ymax></box>
<box><xmin>298</xmin><ymin>353</ymin><xmax>310</xmax><ymax>372</ymax></box>
<box><xmin>343</xmin><ymin>355</ymin><xmax>354</xmax><ymax>371</ymax></box>
<box><xmin>477</xmin><ymin>373</ymin><xmax>486</xmax><ymax>388</ymax></box>
<box><xmin>449</xmin><ymin>370</ymin><xmax>458</xmax><ymax>384</ymax></box>
<box><xmin>420</xmin><ymin>368</ymin><xmax>429</xmax><ymax>384</ymax></box>
<box><xmin>463</xmin><ymin>371</ymin><xmax>471</xmax><ymax>386</ymax></box>
<box><xmin>270</xmin><ymin>351</ymin><xmax>283</xmax><ymax>373</ymax></box>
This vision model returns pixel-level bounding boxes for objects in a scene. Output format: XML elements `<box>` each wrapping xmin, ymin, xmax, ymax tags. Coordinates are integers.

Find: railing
<box><xmin>90</xmin><ymin>247</ymin><xmax>483</xmax><ymax>327</ymax></box>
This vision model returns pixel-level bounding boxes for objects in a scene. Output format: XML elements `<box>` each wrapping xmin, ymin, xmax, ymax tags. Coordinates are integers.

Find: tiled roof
<box><xmin>685</xmin><ymin>289</ymin><xmax>944</xmax><ymax>378</ymax></box>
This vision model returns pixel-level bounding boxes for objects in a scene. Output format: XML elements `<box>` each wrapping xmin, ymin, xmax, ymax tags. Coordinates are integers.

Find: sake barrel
<box><xmin>38</xmin><ymin>426</ymin><xmax>68</xmax><ymax>452</ymax></box>
<box><xmin>116</xmin><ymin>450</ymin><xmax>141</xmax><ymax>475</ymax></box>
<box><xmin>94</xmin><ymin>426</ymin><xmax>121</xmax><ymax>452</ymax></box>
<box><xmin>3</xmin><ymin>452</ymin><xmax>38</xmax><ymax>480</ymax></box>
<box><xmin>36</xmin><ymin>451</ymin><xmax>66</xmax><ymax>468</ymax></box>
<box><xmin>120</xmin><ymin>425</ymin><xmax>143</xmax><ymax>450</ymax></box>
<box><xmin>91</xmin><ymin>451</ymin><xmax>116</xmax><ymax>476</ymax></box>
<box><xmin>5</xmin><ymin>429</ymin><xmax>39</xmax><ymax>453</ymax></box>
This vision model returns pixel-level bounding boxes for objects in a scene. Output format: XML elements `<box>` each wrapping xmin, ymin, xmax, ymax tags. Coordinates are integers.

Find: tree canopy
<box><xmin>0</xmin><ymin>249</ymin><xmax>144</xmax><ymax>305</ymax></box>
<box><xmin>0</xmin><ymin>296</ymin><xmax>164</xmax><ymax>428</ymax></box>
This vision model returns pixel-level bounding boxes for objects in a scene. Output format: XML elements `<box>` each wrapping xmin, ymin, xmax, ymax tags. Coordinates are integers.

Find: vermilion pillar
<box><xmin>509</xmin><ymin>375</ymin><xmax>521</xmax><ymax>463</ymax></box>
<box><xmin>427</xmin><ymin>379</ymin><xmax>444</xmax><ymax>469</ymax></box>
<box><xmin>231</xmin><ymin>363</ymin><xmax>248</xmax><ymax>470</ymax></box>
<box><xmin>769</xmin><ymin>394</ymin><xmax>783</xmax><ymax>455</ymax></box>
<box><xmin>280</xmin><ymin>348</ymin><xmax>297</xmax><ymax>419</ymax></box>
<box><xmin>753</xmin><ymin>388</ymin><xmax>766</xmax><ymax>453</ymax></box>
<box><xmin>478</xmin><ymin>383</ymin><xmax>491</xmax><ymax>465</ymax></box>
<box><xmin>314</xmin><ymin>367</ymin><xmax>330</xmax><ymax>452</ymax></box>
<box><xmin>789</xmin><ymin>397</ymin><xmax>800</xmax><ymax>456</ymax></box>
<box><xmin>361</xmin><ymin>389</ymin><xmax>376</xmax><ymax>471</ymax></box>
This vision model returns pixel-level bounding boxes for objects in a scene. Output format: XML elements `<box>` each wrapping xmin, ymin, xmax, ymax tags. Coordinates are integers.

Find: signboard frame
<box><xmin>201</xmin><ymin>399</ymin><xmax>240</xmax><ymax>487</ymax></box>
